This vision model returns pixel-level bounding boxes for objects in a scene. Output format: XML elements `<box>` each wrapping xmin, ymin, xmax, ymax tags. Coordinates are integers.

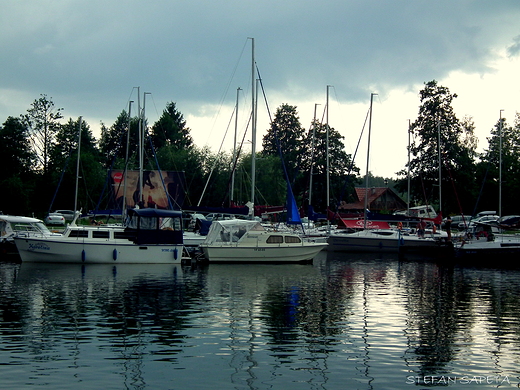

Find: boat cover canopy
<box><xmin>125</xmin><ymin>208</ymin><xmax>183</xmax><ymax>245</ymax></box>
<box><xmin>203</xmin><ymin>219</ymin><xmax>265</xmax><ymax>245</ymax></box>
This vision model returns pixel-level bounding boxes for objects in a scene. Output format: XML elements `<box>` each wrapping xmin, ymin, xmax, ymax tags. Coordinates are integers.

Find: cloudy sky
<box><xmin>2</xmin><ymin>0</ymin><xmax>520</xmax><ymax>178</ymax></box>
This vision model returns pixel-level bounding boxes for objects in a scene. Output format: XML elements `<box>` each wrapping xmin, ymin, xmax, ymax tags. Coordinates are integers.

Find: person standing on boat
<box><xmin>417</xmin><ymin>219</ymin><xmax>426</xmax><ymax>238</ymax></box>
<box><xmin>445</xmin><ymin>216</ymin><xmax>452</xmax><ymax>242</ymax></box>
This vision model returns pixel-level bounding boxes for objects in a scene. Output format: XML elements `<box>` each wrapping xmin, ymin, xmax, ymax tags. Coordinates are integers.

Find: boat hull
<box><xmin>200</xmin><ymin>242</ymin><xmax>326</xmax><ymax>263</ymax></box>
<box><xmin>327</xmin><ymin>230</ymin><xmax>448</xmax><ymax>254</ymax></box>
<box><xmin>455</xmin><ymin>236</ymin><xmax>520</xmax><ymax>264</ymax></box>
<box><xmin>14</xmin><ymin>236</ymin><xmax>186</xmax><ymax>264</ymax></box>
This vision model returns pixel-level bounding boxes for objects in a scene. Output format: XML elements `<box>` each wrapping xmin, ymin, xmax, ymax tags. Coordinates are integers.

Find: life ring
<box><xmin>476</xmin><ymin>230</ymin><xmax>488</xmax><ymax>239</ymax></box>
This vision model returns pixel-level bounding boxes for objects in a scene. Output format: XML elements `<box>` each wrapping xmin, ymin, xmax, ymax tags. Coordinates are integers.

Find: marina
<box><xmin>2</xmin><ymin>251</ymin><xmax>520</xmax><ymax>389</ymax></box>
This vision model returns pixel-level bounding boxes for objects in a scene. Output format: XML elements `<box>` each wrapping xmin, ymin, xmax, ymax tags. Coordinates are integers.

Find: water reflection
<box><xmin>1</xmin><ymin>254</ymin><xmax>520</xmax><ymax>389</ymax></box>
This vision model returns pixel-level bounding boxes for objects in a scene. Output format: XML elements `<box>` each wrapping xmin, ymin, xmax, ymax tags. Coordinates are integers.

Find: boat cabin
<box><xmin>124</xmin><ymin>208</ymin><xmax>184</xmax><ymax>245</ymax></box>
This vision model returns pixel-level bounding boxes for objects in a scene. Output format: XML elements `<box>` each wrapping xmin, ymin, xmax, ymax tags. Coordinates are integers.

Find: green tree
<box><xmin>236</xmin><ymin>153</ymin><xmax>285</xmax><ymax>206</ymax></box>
<box><xmin>99</xmin><ymin>110</ymin><xmax>141</xmax><ymax>171</ymax></box>
<box><xmin>301</xmin><ymin>120</ymin><xmax>359</xmax><ymax>212</ymax></box>
<box><xmin>47</xmin><ymin>118</ymin><xmax>105</xmax><ymax>212</ymax></box>
<box><xmin>397</xmin><ymin>80</ymin><xmax>477</xmax><ymax>215</ymax></box>
<box><xmin>151</xmin><ymin>102</ymin><xmax>193</xmax><ymax>151</ymax></box>
<box><xmin>23</xmin><ymin>94</ymin><xmax>63</xmax><ymax>177</ymax></box>
<box><xmin>261</xmin><ymin>103</ymin><xmax>304</xmax><ymax>180</ymax></box>
<box><xmin>0</xmin><ymin>117</ymin><xmax>37</xmax><ymax>214</ymax></box>
<box><xmin>477</xmin><ymin>113</ymin><xmax>520</xmax><ymax>215</ymax></box>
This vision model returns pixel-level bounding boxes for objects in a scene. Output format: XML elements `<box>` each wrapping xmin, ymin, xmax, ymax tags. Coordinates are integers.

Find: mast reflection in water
<box><xmin>1</xmin><ymin>252</ymin><xmax>520</xmax><ymax>390</ymax></box>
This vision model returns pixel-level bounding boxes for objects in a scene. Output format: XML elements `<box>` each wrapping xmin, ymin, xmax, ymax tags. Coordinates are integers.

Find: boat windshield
<box><xmin>13</xmin><ymin>222</ymin><xmax>51</xmax><ymax>235</ymax></box>
<box><xmin>204</xmin><ymin>220</ymin><xmax>264</xmax><ymax>244</ymax></box>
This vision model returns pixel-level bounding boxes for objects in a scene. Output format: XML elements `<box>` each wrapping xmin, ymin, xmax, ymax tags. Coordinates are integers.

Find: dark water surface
<box><xmin>1</xmin><ymin>252</ymin><xmax>520</xmax><ymax>389</ymax></box>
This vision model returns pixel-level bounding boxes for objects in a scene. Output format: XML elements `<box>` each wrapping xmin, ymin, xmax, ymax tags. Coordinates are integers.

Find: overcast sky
<box><xmin>2</xmin><ymin>0</ymin><xmax>520</xmax><ymax>178</ymax></box>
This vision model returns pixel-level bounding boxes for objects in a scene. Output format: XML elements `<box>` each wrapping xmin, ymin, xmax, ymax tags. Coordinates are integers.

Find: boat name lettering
<box><xmin>28</xmin><ymin>242</ymin><xmax>51</xmax><ymax>251</ymax></box>
<box><xmin>254</xmin><ymin>248</ymin><xmax>266</xmax><ymax>251</ymax></box>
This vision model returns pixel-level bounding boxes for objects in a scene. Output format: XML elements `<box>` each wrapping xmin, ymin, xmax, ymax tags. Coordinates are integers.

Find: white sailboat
<box><xmin>326</xmin><ymin>94</ymin><xmax>450</xmax><ymax>255</ymax></box>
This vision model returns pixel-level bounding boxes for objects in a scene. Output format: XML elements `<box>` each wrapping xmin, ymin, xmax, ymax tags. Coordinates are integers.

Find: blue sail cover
<box><xmin>286</xmin><ymin>183</ymin><xmax>302</xmax><ymax>225</ymax></box>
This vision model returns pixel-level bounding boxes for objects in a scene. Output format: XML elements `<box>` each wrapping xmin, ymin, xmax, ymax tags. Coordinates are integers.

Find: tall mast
<box><xmin>437</xmin><ymin>121</ymin><xmax>442</xmax><ymax>214</ymax></box>
<box><xmin>363</xmin><ymin>93</ymin><xmax>377</xmax><ymax>229</ymax></box>
<box><xmin>73</xmin><ymin>116</ymin><xmax>82</xmax><ymax>226</ymax></box>
<box><xmin>140</xmin><ymin>91</ymin><xmax>150</xmax><ymax>207</ymax></box>
<box><xmin>249</xmin><ymin>37</ymin><xmax>256</xmax><ymax>215</ymax></box>
<box><xmin>499</xmin><ymin>109</ymin><xmax>503</xmax><ymax>218</ymax></box>
<box><xmin>326</xmin><ymin>85</ymin><xmax>331</xmax><ymax>220</ymax></box>
<box><xmin>123</xmin><ymin>100</ymin><xmax>133</xmax><ymax>213</ymax></box>
<box><xmin>137</xmin><ymin>87</ymin><xmax>142</xmax><ymax>207</ymax></box>
<box><xmin>407</xmin><ymin>119</ymin><xmax>411</xmax><ymax>215</ymax></box>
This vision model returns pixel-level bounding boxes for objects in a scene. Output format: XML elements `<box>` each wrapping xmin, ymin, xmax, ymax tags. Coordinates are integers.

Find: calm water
<box><xmin>2</xmin><ymin>252</ymin><xmax>520</xmax><ymax>390</ymax></box>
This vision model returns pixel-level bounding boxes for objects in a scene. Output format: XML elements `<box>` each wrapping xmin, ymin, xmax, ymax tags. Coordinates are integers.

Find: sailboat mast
<box><xmin>363</xmin><ymin>93</ymin><xmax>376</xmax><ymax>229</ymax></box>
<box><xmin>499</xmin><ymin>109</ymin><xmax>503</xmax><ymax>219</ymax></box>
<box><xmin>250</xmin><ymin>37</ymin><xmax>256</xmax><ymax>215</ymax></box>
<box><xmin>437</xmin><ymin>121</ymin><xmax>442</xmax><ymax>214</ymax></box>
<box><xmin>141</xmin><ymin>91</ymin><xmax>151</xmax><ymax>207</ymax></box>
<box><xmin>326</xmin><ymin>86</ymin><xmax>331</xmax><ymax>220</ymax></box>
<box><xmin>137</xmin><ymin>87</ymin><xmax>142</xmax><ymax>207</ymax></box>
<box><xmin>123</xmin><ymin>100</ymin><xmax>133</xmax><ymax>213</ymax></box>
<box><xmin>73</xmin><ymin>116</ymin><xmax>82</xmax><ymax>224</ymax></box>
<box><xmin>407</xmin><ymin>119</ymin><xmax>411</xmax><ymax>215</ymax></box>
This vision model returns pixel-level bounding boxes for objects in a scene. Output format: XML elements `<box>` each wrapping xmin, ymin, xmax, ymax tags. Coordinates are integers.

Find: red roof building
<box><xmin>338</xmin><ymin>187</ymin><xmax>407</xmax><ymax>213</ymax></box>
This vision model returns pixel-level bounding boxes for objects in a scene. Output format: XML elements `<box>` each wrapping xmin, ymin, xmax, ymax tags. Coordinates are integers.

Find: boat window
<box><xmin>266</xmin><ymin>235</ymin><xmax>284</xmax><ymax>244</ymax></box>
<box><xmin>69</xmin><ymin>230</ymin><xmax>88</xmax><ymax>238</ymax></box>
<box><xmin>114</xmin><ymin>231</ymin><xmax>132</xmax><ymax>239</ymax></box>
<box><xmin>92</xmin><ymin>230</ymin><xmax>110</xmax><ymax>239</ymax></box>
<box><xmin>285</xmin><ymin>236</ymin><xmax>302</xmax><ymax>244</ymax></box>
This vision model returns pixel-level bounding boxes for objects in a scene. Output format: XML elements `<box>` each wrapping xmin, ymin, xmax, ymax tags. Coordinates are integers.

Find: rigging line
<box><xmin>92</xmin><ymin>130</ymin><xmax>129</xmax><ymax>219</ymax></box>
<box><xmin>337</xmin><ymin>106</ymin><xmax>371</xmax><ymax>209</ymax></box>
<box><xmin>147</xmin><ymin>135</ymin><xmax>180</xmax><ymax>210</ymax></box>
<box><xmin>204</xmin><ymin>39</ymin><xmax>252</xmax><ymax>145</ymax></box>
<box><xmin>472</xmin><ymin>160</ymin><xmax>491</xmax><ymax>218</ymax></box>
<box><xmin>197</xmin><ymin>106</ymin><xmax>240</xmax><ymax>206</ymax></box>
<box><xmin>221</xmin><ymin>112</ymin><xmax>253</xmax><ymax>207</ymax></box>
<box><xmin>256</xmin><ymin>65</ymin><xmax>303</xmax><ymax>229</ymax></box>
<box><xmin>443</xmin><ymin>161</ymin><xmax>464</xmax><ymax>218</ymax></box>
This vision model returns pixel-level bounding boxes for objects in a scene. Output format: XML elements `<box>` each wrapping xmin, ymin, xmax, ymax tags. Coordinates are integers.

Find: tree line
<box><xmin>1</xmin><ymin>80</ymin><xmax>518</xmax><ymax>219</ymax></box>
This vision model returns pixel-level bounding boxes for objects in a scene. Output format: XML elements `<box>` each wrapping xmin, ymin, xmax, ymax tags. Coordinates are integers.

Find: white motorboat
<box><xmin>13</xmin><ymin>208</ymin><xmax>190</xmax><ymax>264</ymax></box>
<box><xmin>327</xmin><ymin>227</ymin><xmax>451</xmax><ymax>254</ymax></box>
<box><xmin>454</xmin><ymin>222</ymin><xmax>520</xmax><ymax>263</ymax></box>
<box><xmin>1</xmin><ymin>214</ymin><xmax>60</xmax><ymax>258</ymax></box>
<box><xmin>199</xmin><ymin>219</ymin><xmax>327</xmax><ymax>263</ymax></box>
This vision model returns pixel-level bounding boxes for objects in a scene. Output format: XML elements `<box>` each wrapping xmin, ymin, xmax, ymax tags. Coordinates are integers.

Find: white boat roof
<box><xmin>0</xmin><ymin>215</ymin><xmax>43</xmax><ymax>223</ymax></box>
<box><xmin>204</xmin><ymin>219</ymin><xmax>265</xmax><ymax>245</ymax></box>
